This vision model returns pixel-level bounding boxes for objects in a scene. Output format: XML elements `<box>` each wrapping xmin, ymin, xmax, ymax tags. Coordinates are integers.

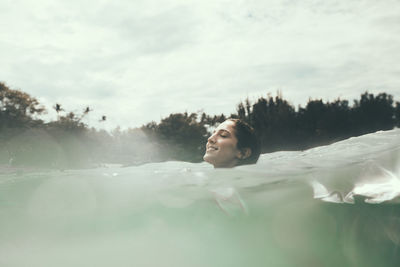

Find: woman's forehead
<box><xmin>216</xmin><ymin>120</ymin><xmax>235</xmax><ymax>132</ymax></box>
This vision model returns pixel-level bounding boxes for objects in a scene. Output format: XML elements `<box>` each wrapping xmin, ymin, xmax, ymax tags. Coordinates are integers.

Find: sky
<box><xmin>1</xmin><ymin>0</ymin><xmax>400</xmax><ymax>130</ymax></box>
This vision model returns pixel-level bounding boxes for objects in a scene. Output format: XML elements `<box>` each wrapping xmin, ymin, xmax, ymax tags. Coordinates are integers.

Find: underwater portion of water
<box><xmin>1</xmin><ymin>129</ymin><xmax>400</xmax><ymax>267</ymax></box>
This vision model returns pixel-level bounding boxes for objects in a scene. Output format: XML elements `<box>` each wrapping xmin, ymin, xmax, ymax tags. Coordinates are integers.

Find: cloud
<box><xmin>1</xmin><ymin>0</ymin><xmax>400</xmax><ymax>130</ymax></box>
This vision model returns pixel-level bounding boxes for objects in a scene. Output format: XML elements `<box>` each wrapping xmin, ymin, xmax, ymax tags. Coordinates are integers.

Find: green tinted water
<box><xmin>0</xmin><ymin>129</ymin><xmax>400</xmax><ymax>266</ymax></box>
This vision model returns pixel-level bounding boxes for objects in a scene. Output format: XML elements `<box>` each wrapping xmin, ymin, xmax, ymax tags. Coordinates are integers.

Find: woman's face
<box><xmin>203</xmin><ymin>120</ymin><xmax>242</xmax><ymax>168</ymax></box>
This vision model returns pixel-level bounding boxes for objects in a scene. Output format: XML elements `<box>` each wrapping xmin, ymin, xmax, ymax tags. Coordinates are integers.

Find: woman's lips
<box><xmin>207</xmin><ymin>146</ymin><xmax>218</xmax><ymax>152</ymax></box>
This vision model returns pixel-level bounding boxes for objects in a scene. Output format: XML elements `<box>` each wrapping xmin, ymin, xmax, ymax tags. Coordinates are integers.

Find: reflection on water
<box><xmin>0</xmin><ymin>129</ymin><xmax>400</xmax><ymax>267</ymax></box>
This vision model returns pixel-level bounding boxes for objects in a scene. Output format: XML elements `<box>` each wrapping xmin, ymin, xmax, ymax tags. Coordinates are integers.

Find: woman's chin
<box><xmin>203</xmin><ymin>153</ymin><xmax>217</xmax><ymax>165</ymax></box>
<box><xmin>203</xmin><ymin>154</ymin><xmax>211</xmax><ymax>163</ymax></box>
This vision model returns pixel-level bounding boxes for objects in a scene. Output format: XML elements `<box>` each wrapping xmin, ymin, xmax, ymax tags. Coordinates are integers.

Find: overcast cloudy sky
<box><xmin>1</xmin><ymin>0</ymin><xmax>400</xmax><ymax>130</ymax></box>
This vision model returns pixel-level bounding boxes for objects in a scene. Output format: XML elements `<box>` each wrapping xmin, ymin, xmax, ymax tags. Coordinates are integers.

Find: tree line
<box><xmin>1</xmin><ymin>81</ymin><xmax>399</xmax><ymax>169</ymax></box>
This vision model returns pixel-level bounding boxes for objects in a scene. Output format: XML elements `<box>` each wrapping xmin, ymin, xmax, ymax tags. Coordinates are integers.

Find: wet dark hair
<box><xmin>229</xmin><ymin>119</ymin><xmax>261</xmax><ymax>166</ymax></box>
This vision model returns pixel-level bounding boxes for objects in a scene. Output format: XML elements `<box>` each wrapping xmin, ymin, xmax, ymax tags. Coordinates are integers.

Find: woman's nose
<box><xmin>208</xmin><ymin>134</ymin><xmax>216</xmax><ymax>143</ymax></box>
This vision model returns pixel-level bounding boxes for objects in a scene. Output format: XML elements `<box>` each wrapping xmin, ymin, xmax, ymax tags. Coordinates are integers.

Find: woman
<box><xmin>203</xmin><ymin>119</ymin><xmax>261</xmax><ymax>168</ymax></box>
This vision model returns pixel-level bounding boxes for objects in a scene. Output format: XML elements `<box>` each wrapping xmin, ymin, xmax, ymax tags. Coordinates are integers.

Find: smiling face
<box><xmin>203</xmin><ymin>120</ymin><xmax>242</xmax><ymax>168</ymax></box>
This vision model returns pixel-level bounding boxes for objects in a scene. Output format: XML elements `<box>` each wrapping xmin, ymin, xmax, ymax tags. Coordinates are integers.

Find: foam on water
<box><xmin>1</xmin><ymin>129</ymin><xmax>400</xmax><ymax>266</ymax></box>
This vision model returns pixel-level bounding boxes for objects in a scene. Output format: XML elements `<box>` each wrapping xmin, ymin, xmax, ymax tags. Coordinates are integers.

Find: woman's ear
<box><xmin>237</xmin><ymin>148</ymin><xmax>251</xmax><ymax>159</ymax></box>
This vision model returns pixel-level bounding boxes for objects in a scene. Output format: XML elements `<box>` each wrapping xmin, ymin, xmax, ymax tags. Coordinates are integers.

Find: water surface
<box><xmin>1</xmin><ymin>129</ymin><xmax>400</xmax><ymax>267</ymax></box>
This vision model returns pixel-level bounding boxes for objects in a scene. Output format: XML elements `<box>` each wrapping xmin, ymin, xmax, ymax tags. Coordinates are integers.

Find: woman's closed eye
<box><xmin>219</xmin><ymin>131</ymin><xmax>231</xmax><ymax>138</ymax></box>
